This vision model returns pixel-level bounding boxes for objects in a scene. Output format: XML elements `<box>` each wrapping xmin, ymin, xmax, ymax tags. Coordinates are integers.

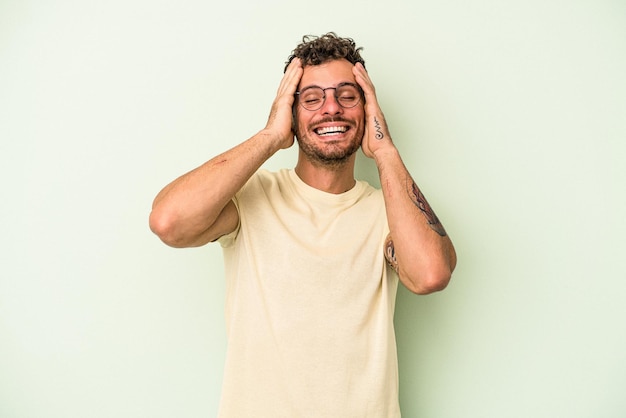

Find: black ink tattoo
<box><xmin>374</xmin><ymin>117</ymin><xmax>384</xmax><ymax>140</ymax></box>
<box><xmin>411</xmin><ymin>182</ymin><xmax>447</xmax><ymax>237</ymax></box>
<box><xmin>385</xmin><ymin>235</ymin><xmax>399</xmax><ymax>272</ymax></box>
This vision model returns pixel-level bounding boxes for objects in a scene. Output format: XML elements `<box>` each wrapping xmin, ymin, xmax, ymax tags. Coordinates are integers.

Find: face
<box><xmin>294</xmin><ymin>59</ymin><xmax>365</xmax><ymax>167</ymax></box>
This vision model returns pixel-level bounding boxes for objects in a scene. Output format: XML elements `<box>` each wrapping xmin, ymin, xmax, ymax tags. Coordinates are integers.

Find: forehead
<box><xmin>299</xmin><ymin>59</ymin><xmax>356</xmax><ymax>88</ymax></box>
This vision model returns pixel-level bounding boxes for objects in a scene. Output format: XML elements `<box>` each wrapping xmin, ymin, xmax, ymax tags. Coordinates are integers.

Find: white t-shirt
<box><xmin>218</xmin><ymin>169</ymin><xmax>400</xmax><ymax>417</ymax></box>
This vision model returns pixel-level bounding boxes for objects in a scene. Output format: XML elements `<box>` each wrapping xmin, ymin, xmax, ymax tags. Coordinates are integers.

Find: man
<box><xmin>150</xmin><ymin>33</ymin><xmax>456</xmax><ymax>417</ymax></box>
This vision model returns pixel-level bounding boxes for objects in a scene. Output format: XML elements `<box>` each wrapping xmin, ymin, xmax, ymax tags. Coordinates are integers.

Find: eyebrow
<box><xmin>298</xmin><ymin>84</ymin><xmax>322</xmax><ymax>91</ymax></box>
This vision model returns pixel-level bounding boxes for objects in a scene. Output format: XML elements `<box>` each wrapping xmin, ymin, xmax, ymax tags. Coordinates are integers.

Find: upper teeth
<box><xmin>316</xmin><ymin>126</ymin><xmax>347</xmax><ymax>135</ymax></box>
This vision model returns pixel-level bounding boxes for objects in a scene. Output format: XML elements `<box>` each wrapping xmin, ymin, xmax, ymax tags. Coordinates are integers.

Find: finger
<box><xmin>353</xmin><ymin>63</ymin><xmax>374</xmax><ymax>92</ymax></box>
<box><xmin>353</xmin><ymin>64</ymin><xmax>382</xmax><ymax>112</ymax></box>
<box><xmin>277</xmin><ymin>58</ymin><xmax>303</xmax><ymax>96</ymax></box>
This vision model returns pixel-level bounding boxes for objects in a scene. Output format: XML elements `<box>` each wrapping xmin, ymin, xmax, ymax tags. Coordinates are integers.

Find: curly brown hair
<box><xmin>284</xmin><ymin>32</ymin><xmax>365</xmax><ymax>72</ymax></box>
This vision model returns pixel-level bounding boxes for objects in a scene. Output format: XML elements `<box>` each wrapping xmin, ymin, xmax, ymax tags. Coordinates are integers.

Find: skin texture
<box><xmin>149</xmin><ymin>57</ymin><xmax>456</xmax><ymax>294</ymax></box>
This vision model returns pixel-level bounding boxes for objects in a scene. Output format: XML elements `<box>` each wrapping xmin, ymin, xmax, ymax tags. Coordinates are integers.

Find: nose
<box><xmin>321</xmin><ymin>89</ymin><xmax>343</xmax><ymax>115</ymax></box>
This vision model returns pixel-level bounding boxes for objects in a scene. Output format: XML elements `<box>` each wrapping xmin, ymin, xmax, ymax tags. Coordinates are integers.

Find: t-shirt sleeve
<box><xmin>216</xmin><ymin>196</ymin><xmax>241</xmax><ymax>248</ymax></box>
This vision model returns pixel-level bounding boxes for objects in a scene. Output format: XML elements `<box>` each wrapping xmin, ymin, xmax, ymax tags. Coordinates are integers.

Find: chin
<box><xmin>303</xmin><ymin>142</ymin><xmax>360</xmax><ymax>167</ymax></box>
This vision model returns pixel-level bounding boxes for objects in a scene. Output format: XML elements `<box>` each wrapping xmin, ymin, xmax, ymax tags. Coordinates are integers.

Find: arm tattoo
<box><xmin>374</xmin><ymin>117</ymin><xmax>384</xmax><ymax>140</ymax></box>
<box><xmin>385</xmin><ymin>235</ymin><xmax>399</xmax><ymax>272</ymax></box>
<box><xmin>411</xmin><ymin>182</ymin><xmax>447</xmax><ymax>237</ymax></box>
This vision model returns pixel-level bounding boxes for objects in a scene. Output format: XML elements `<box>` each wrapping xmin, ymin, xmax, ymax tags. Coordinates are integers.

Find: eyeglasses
<box><xmin>295</xmin><ymin>82</ymin><xmax>363</xmax><ymax>111</ymax></box>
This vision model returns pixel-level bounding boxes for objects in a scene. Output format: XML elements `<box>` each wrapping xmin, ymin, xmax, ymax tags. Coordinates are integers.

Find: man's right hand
<box><xmin>263</xmin><ymin>58</ymin><xmax>303</xmax><ymax>150</ymax></box>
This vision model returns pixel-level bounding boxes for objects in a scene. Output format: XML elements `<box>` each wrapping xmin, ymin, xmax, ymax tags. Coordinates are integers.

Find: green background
<box><xmin>2</xmin><ymin>0</ymin><xmax>625</xmax><ymax>416</ymax></box>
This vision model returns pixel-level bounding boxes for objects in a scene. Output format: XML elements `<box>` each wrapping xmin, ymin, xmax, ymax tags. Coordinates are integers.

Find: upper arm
<box><xmin>204</xmin><ymin>199</ymin><xmax>240</xmax><ymax>245</ymax></box>
<box><xmin>383</xmin><ymin>231</ymin><xmax>453</xmax><ymax>294</ymax></box>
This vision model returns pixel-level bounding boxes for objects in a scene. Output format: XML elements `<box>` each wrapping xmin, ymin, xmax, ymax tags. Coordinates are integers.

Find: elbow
<box><xmin>400</xmin><ymin>264</ymin><xmax>453</xmax><ymax>295</ymax></box>
<box><xmin>396</xmin><ymin>237</ymin><xmax>457</xmax><ymax>295</ymax></box>
<box><xmin>149</xmin><ymin>208</ymin><xmax>185</xmax><ymax>248</ymax></box>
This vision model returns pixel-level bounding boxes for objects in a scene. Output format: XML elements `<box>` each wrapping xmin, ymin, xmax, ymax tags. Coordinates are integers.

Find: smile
<box><xmin>314</xmin><ymin>125</ymin><xmax>348</xmax><ymax>136</ymax></box>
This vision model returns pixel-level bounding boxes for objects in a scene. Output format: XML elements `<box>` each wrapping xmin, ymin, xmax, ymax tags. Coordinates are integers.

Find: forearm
<box><xmin>149</xmin><ymin>129</ymin><xmax>282</xmax><ymax>247</ymax></box>
<box><xmin>374</xmin><ymin>144</ymin><xmax>457</xmax><ymax>294</ymax></box>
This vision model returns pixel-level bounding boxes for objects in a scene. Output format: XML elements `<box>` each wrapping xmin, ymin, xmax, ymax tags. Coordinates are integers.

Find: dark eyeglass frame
<box><xmin>295</xmin><ymin>82</ymin><xmax>364</xmax><ymax>111</ymax></box>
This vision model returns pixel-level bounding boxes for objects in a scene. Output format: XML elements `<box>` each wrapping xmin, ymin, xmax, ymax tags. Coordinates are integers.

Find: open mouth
<box><xmin>314</xmin><ymin>125</ymin><xmax>349</xmax><ymax>137</ymax></box>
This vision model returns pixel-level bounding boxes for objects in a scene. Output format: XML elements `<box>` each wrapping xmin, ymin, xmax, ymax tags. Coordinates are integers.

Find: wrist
<box><xmin>371</xmin><ymin>141</ymin><xmax>399</xmax><ymax>163</ymax></box>
<box><xmin>257</xmin><ymin>128</ymin><xmax>292</xmax><ymax>152</ymax></box>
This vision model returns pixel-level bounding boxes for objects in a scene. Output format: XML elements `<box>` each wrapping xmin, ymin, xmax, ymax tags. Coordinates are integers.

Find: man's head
<box><xmin>287</xmin><ymin>33</ymin><xmax>367</xmax><ymax>168</ymax></box>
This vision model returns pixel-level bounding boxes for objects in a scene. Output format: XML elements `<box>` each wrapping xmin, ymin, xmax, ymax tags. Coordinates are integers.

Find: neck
<box><xmin>294</xmin><ymin>153</ymin><xmax>357</xmax><ymax>194</ymax></box>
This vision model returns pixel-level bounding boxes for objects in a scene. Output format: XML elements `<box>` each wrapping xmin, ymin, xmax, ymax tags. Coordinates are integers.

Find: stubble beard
<box><xmin>294</xmin><ymin>118</ymin><xmax>364</xmax><ymax>169</ymax></box>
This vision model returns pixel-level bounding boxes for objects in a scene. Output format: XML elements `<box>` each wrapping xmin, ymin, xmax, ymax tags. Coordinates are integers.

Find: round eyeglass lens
<box><xmin>335</xmin><ymin>84</ymin><xmax>360</xmax><ymax>108</ymax></box>
<box><xmin>298</xmin><ymin>84</ymin><xmax>361</xmax><ymax>111</ymax></box>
